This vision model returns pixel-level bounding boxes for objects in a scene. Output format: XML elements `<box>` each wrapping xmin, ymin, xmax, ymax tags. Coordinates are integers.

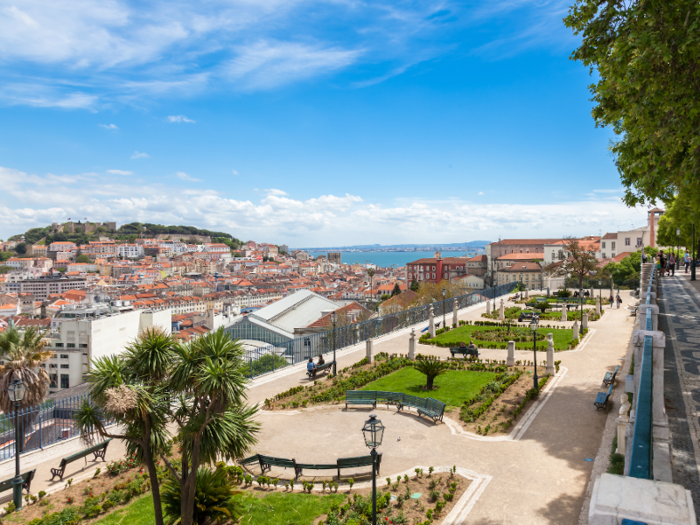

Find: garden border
<box><xmin>442</xmin><ymin>366</ymin><xmax>569</xmax><ymax>442</ymax></box>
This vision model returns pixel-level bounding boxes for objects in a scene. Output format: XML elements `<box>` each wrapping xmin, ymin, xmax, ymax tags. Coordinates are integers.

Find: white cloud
<box><xmin>263</xmin><ymin>188</ymin><xmax>287</xmax><ymax>196</ymax></box>
<box><xmin>592</xmin><ymin>189</ymin><xmax>622</xmax><ymax>194</ymax></box>
<box><xmin>100</xmin><ymin>123</ymin><xmax>118</xmax><ymax>130</ymax></box>
<box><xmin>175</xmin><ymin>171</ymin><xmax>202</xmax><ymax>182</ymax></box>
<box><xmin>130</xmin><ymin>151</ymin><xmax>149</xmax><ymax>159</ymax></box>
<box><xmin>478</xmin><ymin>192</ymin><xmax>484</xmax><ymax>196</ymax></box>
<box><xmin>106</xmin><ymin>169</ymin><xmax>132</xmax><ymax>175</ymax></box>
<box><xmin>232</xmin><ymin>169</ymin><xmax>239</xmax><ymax>175</ymax></box>
<box><xmin>0</xmin><ymin>164</ymin><xmax>651</xmax><ymax>246</ymax></box>
<box><xmin>166</xmin><ymin>115</ymin><xmax>195</xmax><ymax>123</ymax></box>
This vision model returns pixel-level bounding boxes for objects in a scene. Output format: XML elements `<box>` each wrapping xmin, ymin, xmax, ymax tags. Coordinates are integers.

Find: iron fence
<box><xmin>233</xmin><ymin>281</ymin><xmax>519</xmax><ymax>379</ymax></box>
<box><xmin>0</xmin><ymin>394</ymin><xmax>114</xmax><ymax>461</ymax></box>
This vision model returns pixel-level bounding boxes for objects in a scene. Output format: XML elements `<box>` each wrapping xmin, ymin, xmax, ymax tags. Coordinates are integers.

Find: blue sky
<box><xmin>0</xmin><ymin>0</ymin><xmax>649</xmax><ymax>246</ymax></box>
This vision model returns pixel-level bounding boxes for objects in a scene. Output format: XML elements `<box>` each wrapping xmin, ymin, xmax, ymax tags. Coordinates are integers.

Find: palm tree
<box><xmin>0</xmin><ymin>326</ymin><xmax>54</xmax><ymax>412</ymax></box>
<box><xmin>414</xmin><ymin>357</ymin><xmax>450</xmax><ymax>390</ymax></box>
<box><xmin>0</xmin><ymin>326</ymin><xmax>54</xmax><ymax>452</ymax></box>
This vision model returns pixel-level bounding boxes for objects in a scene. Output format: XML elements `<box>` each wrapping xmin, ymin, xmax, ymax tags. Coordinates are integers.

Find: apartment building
<box><xmin>19</xmin><ymin>278</ymin><xmax>87</xmax><ymax>299</ymax></box>
<box><xmin>406</xmin><ymin>252</ymin><xmax>470</xmax><ymax>284</ymax></box>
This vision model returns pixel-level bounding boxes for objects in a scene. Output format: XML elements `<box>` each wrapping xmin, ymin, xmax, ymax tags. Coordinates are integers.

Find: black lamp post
<box><xmin>692</xmin><ymin>224</ymin><xmax>696</xmax><ymax>281</ymax></box>
<box><xmin>362</xmin><ymin>414</ymin><xmax>385</xmax><ymax>525</ymax></box>
<box><xmin>442</xmin><ymin>288</ymin><xmax>447</xmax><ymax>328</ymax></box>
<box><xmin>8</xmin><ymin>377</ymin><xmax>27</xmax><ymax>511</ymax></box>
<box><xmin>677</xmin><ymin>228</ymin><xmax>681</xmax><ymax>264</ymax></box>
<box><xmin>529</xmin><ymin>318</ymin><xmax>539</xmax><ymax>390</ymax></box>
<box><xmin>598</xmin><ymin>280</ymin><xmax>601</xmax><ymax>303</ymax></box>
<box><xmin>330</xmin><ymin>311</ymin><xmax>338</xmax><ymax>375</ymax></box>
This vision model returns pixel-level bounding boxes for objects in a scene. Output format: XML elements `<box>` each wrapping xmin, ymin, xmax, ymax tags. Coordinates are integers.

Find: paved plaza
<box><xmin>0</xmin><ymin>293</ymin><xmax>636</xmax><ymax>524</ymax></box>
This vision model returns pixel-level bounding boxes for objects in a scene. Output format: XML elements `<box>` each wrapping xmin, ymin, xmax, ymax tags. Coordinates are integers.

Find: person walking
<box><xmin>658</xmin><ymin>250</ymin><xmax>666</xmax><ymax>277</ymax></box>
<box><xmin>669</xmin><ymin>253</ymin><xmax>676</xmax><ymax>276</ymax></box>
<box><xmin>616</xmin><ymin>293</ymin><xmax>622</xmax><ymax>309</ymax></box>
<box><xmin>642</xmin><ymin>251</ymin><xmax>648</xmax><ymax>264</ymax></box>
<box><xmin>609</xmin><ymin>295</ymin><xmax>614</xmax><ymax>308</ymax></box>
<box><xmin>686</xmin><ymin>252</ymin><xmax>691</xmax><ymax>273</ymax></box>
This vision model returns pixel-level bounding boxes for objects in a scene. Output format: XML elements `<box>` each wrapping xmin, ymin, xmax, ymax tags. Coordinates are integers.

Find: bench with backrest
<box><xmin>345</xmin><ymin>390</ymin><xmax>378</xmax><ymax>409</ymax></box>
<box><xmin>346</xmin><ymin>391</ymin><xmax>446</xmax><ymax>423</ymax></box>
<box><xmin>449</xmin><ymin>346</ymin><xmax>479</xmax><ymax>358</ymax></box>
<box><xmin>50</xmin><ymin>439</ymin><xmax>112</xmax><ymax>481</ymax></box>
<box><xmin>603</xmin><ymin>365</ymin><xmax>620</xmax><ymax>387</ymax></box>
<box><xmin>240</xmin><ymin>453</ymin><xmax>380</xmax><ymax>480</ymax></box>
<box><xmin>306</xmin><ymin>361</ymin><xmax>335</xmax><ymax>380</ymax></box>
<box><xmin>0</xmin><ymin>469</ymin><xmax>36</xmax><ymax>495</ymax></box>
<box><xmin>594</xmin><ymin>384</ymin><xmax>614</xmax><ymax>410</ymax></box>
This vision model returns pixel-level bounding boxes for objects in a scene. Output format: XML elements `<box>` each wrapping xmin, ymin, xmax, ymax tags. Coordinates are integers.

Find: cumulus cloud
<box><xmin>106</xmin><ymin>169</ymin><xmax>132</xmax><ymax>175</ymax></box>
<box><xmin>263</xmin><ymin>188</ymin><xmax>287</xmax><ymax>196</ymax></box>
<box><xmin>100</xmin><ymin>123</ymin><xmax>118</xmax><ymax>130</ymax></box>
<box><xmin>130</xmin><ymin>151</ymin><xmax>149</xmax><ymax>159</ymax></box>
<box><xmin>0</xmin><ymin>164</ymin><xmax>650</xmax><ymax>245</ymax></box>
<box><xmin>175</xmin><ymin>171</ymin><xmax>201</xmax><ymax>182</ymax></box>
<box><xmin>166</xmin><ymin>115</ymin><xmax>195</xmax><ymax>123</ymax></box>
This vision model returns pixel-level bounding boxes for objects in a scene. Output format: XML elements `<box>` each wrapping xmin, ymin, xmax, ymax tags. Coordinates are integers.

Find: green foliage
<box><xmin>564</xmin><ymin>0</ymin><xmax>700</xmax><ymax>209</ymax></box>
<box><xmin>76</xmin><ymin>254</ymin><xmax>91</xmax><ymax>263</ymax></box>
<box><xmin>410</xmin><ymin>278</ymin><xmax>420</xmax><ymax>292</ymax></box>
<box><xmin>250</xmin><ymin>353</ymin><xmax>290</xmax><ymax>376</ymax></box>
<box><xmin>15</xmin><ymin>242</ymin><xmax>27</xmax><ymax>254</ymax></box>
<box><xmin>413</xmin><ymin>357</ymin><xmax>451</xmax><ymax>389</ymax></box>
<box><xmin>391</xmin><ymin>284</ymin><xmax>402</xmax><ymax>296</ymax></box>
<box><xmin>608</xmin><ymin>435</ymin><xmax>625</xmax><ymax>475</ymax></box>
<box><xmin>162</xmin><ymin>467</ymin><xmax>243</xmax><ymax>525</ymax></box>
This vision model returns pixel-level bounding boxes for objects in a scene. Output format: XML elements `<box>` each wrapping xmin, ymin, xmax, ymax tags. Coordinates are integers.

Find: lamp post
<box><xmin>8</xmin><ymin>377</ymin><xmax>27</xmax><ymax>511</ymax></box>
<box><xmin>442</xmin><ymin>288</ymin><xmax>447</xmax><ymax>328</ymax></box>
<box><xmin>362</xmin><ymin>414</ymin><xmax>385</xmax><ymax>525</ymax></box>
<box><xmin>584</xmin><ymin>271</ymin><xmax>596</xmax><ymax>321</ymax></box>
<box><xmin>529</xmin><ymin>318</ymin><xmax>539</xmax><ymax>390</ymax></box>
<box><xmin>692</xmin><ymin>224</ymin><xmax>696</xmax><ymax>281</ymax></box>
<box><xmin>330</xmin><ymin>311</ymin><xmax>337</xmax><ymax>375</ymax></box>
<box><xmin>677</xmin><ymin>228</ymin><xmax>681</xmax><ymax>263</ymax></box>
<box><xmin>598</xmin><ymin>280</ymin><xmax>602</xmax><ymax>303</ymax></box>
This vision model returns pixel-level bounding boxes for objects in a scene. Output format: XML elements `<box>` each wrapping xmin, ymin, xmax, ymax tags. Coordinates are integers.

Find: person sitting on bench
<box><xmin>307</xmin><ymin>358</ymin><xmax>317</xmax><ymax>378</ymax></box>
<box><xmin>467</xmin><ymin>340</ymin><xmax>478</xmax><ymax>352</ymax></box>
<box><xmin>317</xmin><ymin>354</ymin><xmax>325</xmax><ymax>366</ymax></box>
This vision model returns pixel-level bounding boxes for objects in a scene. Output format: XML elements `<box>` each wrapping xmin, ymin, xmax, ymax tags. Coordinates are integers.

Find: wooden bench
<box><xmin>50</xmin><ymin>439</ymin><xmax>112</xmax><ymax>481</ymax></box>
<box><xmin>603</xmin><ymin>365</ymin><xmax>620</xmax><ymax>387</ymax></box>
<box><xmin>306</xmin><ymin>361</ymin><xmax>335</xmax><ymax>380</ymax></box>
<box><xmin>345</xmin><ymin>390</ymin><xmax>377</xmax><ymax>409</ymax></box>
<box><xmin>346</xmin><ymin>391</ymin><xmax>446</xmax><ymax>423</ymax></box>
<box><xmin>594</xmin><ymin>384</ymin><xmax>614</xmax><ymax>410</ymax></box>
<box><xmin>449</xmin><ymin>346</ymin><xmax>479</xmax><ymax>359</ymax></box>
<box><xmin>0</xmin><ymin>469</ymin><xmax>36</xmax><ymax>495</ymax></box>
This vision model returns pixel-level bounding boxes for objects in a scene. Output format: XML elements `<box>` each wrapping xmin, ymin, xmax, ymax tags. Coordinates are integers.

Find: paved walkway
<box><xmin>658</xmin><ymin>273</ymin><xmax>700</xmax><ymax>518</ymax></box>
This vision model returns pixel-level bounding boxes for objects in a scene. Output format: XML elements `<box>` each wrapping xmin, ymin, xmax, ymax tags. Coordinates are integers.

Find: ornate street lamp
<box><xmin>8</xmin><ymin>377</ymin><xmax>27</xmax><ymax>511</ymax></box>
<box><xmin>330</xmin><ymin>311</ymin><xmax>338</xmax><ymax>375</ymax></box>
<box><xmin>529</xmin><ymin>318</ymin><xmax>539</xmax><ymax>391</ymax></box>
<box><xmin>362</xmin><ymin>414</ymin><xmax>385</xmax><ymax>525</ymax></box>
<box><xmin>598</xmin><ymin>280</ymin><xmax>602</xmax><ymax>303</ymax></box>
<box><xmin>442</xmin><ymin>288</ymin><xmax>447</xmax><ymax>329</ymax></box>
<box><xmin>677</xmin><ymin>228</ymin><xmax>681</xmax><ymax>265</ymax></box>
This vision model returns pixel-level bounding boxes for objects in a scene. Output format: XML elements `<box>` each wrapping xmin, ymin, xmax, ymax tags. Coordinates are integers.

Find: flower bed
<box><xmin>481</xmin><ymin>305</ymin><xmax>600</xmax><ymax>322</ymax></box>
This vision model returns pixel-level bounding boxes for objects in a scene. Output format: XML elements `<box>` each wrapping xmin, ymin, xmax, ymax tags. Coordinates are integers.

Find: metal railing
<box><xmin>628</xmin><ymin>265</ymin><xmax>655</xmax><ymax>479</ymax></box>
<box><xmin>0</xmin><ymin>394</ymin><xmax>114</xmax><ymax>461</ymax></box>
<box><xmin>229</xmin><ymin>281</ymin><xmax>519</xmax><ymax>379</ymax></box>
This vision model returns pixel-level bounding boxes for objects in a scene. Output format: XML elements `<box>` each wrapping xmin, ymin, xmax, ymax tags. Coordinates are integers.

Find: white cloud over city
<box><xmin>0</xmin><ymin>165</ymin><xmax>648</xmax><ymax>246</ymax></box>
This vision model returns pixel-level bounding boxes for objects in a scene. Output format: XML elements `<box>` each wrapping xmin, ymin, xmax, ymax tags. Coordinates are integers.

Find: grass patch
<box><xmin>428</xmin><ymin>324</ymin><xmax>574</xmax><ymax>351</ymax></box>
<box><xmin>235</xmin><ymin>491</ymin><xmax>346</xmax><ymax>525</ymax></box>
<box><xmin>94</xmin><ymin>495</ymin><xmax>154</xmax><ymax>525</ymax></box>
<box><xmin>360</xmin><ymin>367</ymin><xmax>497</xmax><ymax>406</ymax></box>
<box><xmin>93</xmin><ymin>491</ymin><xmax>345</xmax><ymax>525</ymax></box>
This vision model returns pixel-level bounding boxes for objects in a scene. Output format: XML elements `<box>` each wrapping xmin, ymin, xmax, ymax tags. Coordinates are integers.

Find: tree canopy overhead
<box><xmin>564</xmin><ymin>1</ymin><xmax>700</xmax><ymax>209</ymax></box>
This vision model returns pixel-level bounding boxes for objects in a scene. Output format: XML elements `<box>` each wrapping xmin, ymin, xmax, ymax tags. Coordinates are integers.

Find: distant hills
<box><xmin>294</xmin><ymin>241</ymin><xmax>493</xmax><ymax>251</ymax></box>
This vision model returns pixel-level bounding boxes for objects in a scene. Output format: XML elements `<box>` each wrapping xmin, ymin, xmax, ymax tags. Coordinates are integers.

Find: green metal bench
<box><xmin>240</xmin><ymin>453</ymin><xmax>380</xmax><ymax>480</ymax></box>
<box><xmin>50</xmin><ymin>439</ymin><xmax>112</xmax><ymax>481</ymax></box>
<box><xmin>449</xmin><ymin>346</ymin><xmax>479</xmax><ymax>358</ymax></box>
<box><xmin>594</xmin><ymin>384</ymin><xmax>614</xmax><ymax>410</ymax></box>
<box><xmin>306</xmin><ymin>361</ymin><xmax>335</xmax><ymax>380</ymax></box>
<box><xmin>346</xmin><ymin>391</ymin><xmax>446</xmax><ymax>423</ymax></box>
<box><xmin>336</xmin><ymin>453</ymin><xmax>381</xmax><ymax>479</ymax></box>
<box><xmin>0</xmin><ymin>469</ymin><xmax>36</xmax><ymax>495</ymax></box>
<box><xmin>603</xmin><ymin>365</ymin><xmax>620</xmax><ymax>387</ymax></box>
<box><xmin>345</xmin><ymin>390</ymin><xmax>378</xmax><ymax>409</ymax></box>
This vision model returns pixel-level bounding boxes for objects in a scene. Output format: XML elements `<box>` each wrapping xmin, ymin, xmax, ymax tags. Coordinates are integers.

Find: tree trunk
<box><xmin>426</xmin><ymin>375</ymin><xmax>434</xmax><ymax>389</ymax></box>
<box><xmin>143</xmin><ymin>444</ymin><xmax>164</xmax><ymax>525</ymax></box>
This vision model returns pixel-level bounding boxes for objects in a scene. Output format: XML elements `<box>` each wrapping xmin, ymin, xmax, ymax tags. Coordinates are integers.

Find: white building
<box><xmin>118</xmin><ymin>243</ymin><xmax>144</xmax><ymax>259</ymax></box>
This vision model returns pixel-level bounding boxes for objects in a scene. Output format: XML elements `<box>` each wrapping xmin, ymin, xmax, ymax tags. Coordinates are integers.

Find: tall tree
<box><xmin>549</xmin><ymin>238</ymin><xmax>599</xmax><ymax>291</ymax></box>
<box><xmin>564</xmin><ymin>1</ymin><xmax>700</xmax><ymax>209</ymax></box>
<box><xmin>391</xmin><ymin>284</ymin><xmax>402</xmax><ymax>297</ymax></box>
<box><xmin>366</xmin><ymin>267</ymin><xmax>376</xmax><ymax>298</ymax></box>
<box><xmin>0</xmin><ymin>326</ymin><xmax>54</xmax><ymax>452</ymax></box>
<box><xmin>410</xmin><ymin>277</ymin><xmax>419</xmax><ymax>292</ymax></box>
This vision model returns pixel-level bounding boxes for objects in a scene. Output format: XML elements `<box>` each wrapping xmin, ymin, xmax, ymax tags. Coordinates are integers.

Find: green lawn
<box><xmin>360</xmin><ymin>367</ymin><xmax>497</xmax><ymax>406</ymax></box>
<box><xmin>94</xmin><ymin>495</ymin><xmax>154</xmax><ymax>525</ymax></box>
<box><xmin>428</xmin><ymin>324</ymin><xmax>574</xmax><ymax>350</ymax></box>
<box><xmin>93</xmin><ymin>491</ymin><xmax>345</xmax><ymax>525</ymax></box>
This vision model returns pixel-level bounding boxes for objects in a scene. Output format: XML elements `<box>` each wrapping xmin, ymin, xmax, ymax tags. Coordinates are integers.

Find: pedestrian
<box><xmin>609</xmin><ymin>295</ymin><xmax>614</xmax><ymax>308</ymax></box>
<box><xmin>686</xmin><ymin>252</ymin><xmax>691</xmax><ymax>273</ymax></box>
<box><xmin>668</xmin><ymin>253</ymin><xmax>676</xmax><ymax>276</ymax></box>
<box><xmin>658</xmin><ymin>250</ymin><xmax>666</xmax><ymax>276</ymax></box>
<box><xmin>642</xmin><ymin>251</ymin><xmax>648</xmax><ymax>264</ymax></box>
<box><xmin>616</xmin><ymin>294</ymin><xmax>622</xmax><ymax>309</ymax></box>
